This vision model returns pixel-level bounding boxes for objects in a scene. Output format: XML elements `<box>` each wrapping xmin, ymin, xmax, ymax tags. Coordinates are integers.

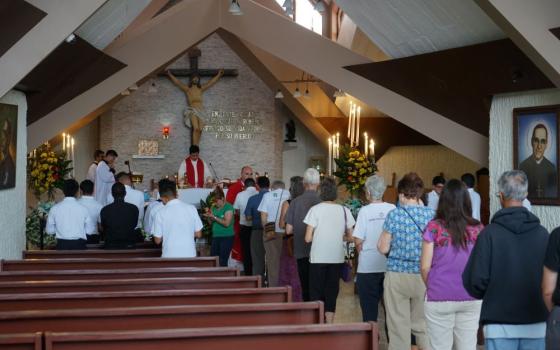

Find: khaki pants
<box><xmin>384</xmin><ymin>272</ymin><xmax>429</xmax><ymax>350</ymax></box>
<box><xmin>425</xmin><ymin>300</ymin><xmax>481</xmax><ymax>350</ymax></box>
<box><xmin>264</xmin><ymin>232</ymin><xmax>283</xmax><ymax>287</ymax></box>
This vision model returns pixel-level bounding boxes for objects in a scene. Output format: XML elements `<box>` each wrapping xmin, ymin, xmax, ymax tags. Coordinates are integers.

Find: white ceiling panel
<box><xmin>334</xmin><ymin>0</ymin><xmax>506</xmax><ymax>58</ymax></box>
<box><xmin>75</xmin><ymin>0</ymin><xmax>151</xmax><ymax>50</ymax></box>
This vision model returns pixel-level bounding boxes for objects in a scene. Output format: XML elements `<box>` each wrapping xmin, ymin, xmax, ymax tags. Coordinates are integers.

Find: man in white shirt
<box><xmin>153</xmin><ymin>179</ymin><xmax>203</xmax><ymax>258</ymax></box>
<box><xmin>427</xmin><ymin>175</ymin><xmax>445</xmax><ymax>211</ymax></box>
<box><xmin>95</xmin><ymin>149</ymin><xmax>118</xmax><ymax>206</ymax></box>
<box><xmin>107</xmin><ymin>172</ymin><xmax>145</xmax><ymax>236</ymax></box>
<box><xmin>86</xmin><ymin>150</ymin><xmax>104</xmax><ymax>182</ymax></box>
<box><xmin>144</xmin><ymin>199</ymin><xmax>164</xmax><ymax>236</ymax></box>
<box><xmin>178</xmin><ymin>145</ymin><xmax>212</xmax><ymax>188</ymax></box>
<box><xmin>78</xmin><ymin>180</ymin><xmax>103</xmax><ymax>244</ymax></box>
<box><xmin>258</xmin><ymin>180</ymin><xmax>290</xmax><ymax>287</ymax></box>
<box><xmin>462</xmin><ymin>173</ymin><xmax>481</xmax><ymax>220</ymax></box>
<box><xmin>46</xmin><ymin>179</ymin><xmax>95</xmax><ymax>250</ymax></box>
<box><xmin>234</xmin><ymin>178</ymin><xmax>258</xmax><ymax>275</ymax></box>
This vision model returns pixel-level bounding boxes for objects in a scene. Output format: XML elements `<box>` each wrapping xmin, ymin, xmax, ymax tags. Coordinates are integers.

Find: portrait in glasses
<box><xmin>514</xmin><ymin>106</ymin><xmax>560</xmax><ymax>203</ymax></box>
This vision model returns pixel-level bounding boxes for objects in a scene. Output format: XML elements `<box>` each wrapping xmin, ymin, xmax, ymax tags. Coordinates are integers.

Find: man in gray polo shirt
<box><xmin>285</xmin><ymin>168</ymin><xmax>321</xmax><ymax>301</ymax></box>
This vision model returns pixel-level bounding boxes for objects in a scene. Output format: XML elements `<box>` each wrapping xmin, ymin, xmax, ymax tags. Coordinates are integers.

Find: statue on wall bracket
<box><xmin>164</xmin><ymin>47</ymin><xmax>238</xmax><ymax>146</ymax></box>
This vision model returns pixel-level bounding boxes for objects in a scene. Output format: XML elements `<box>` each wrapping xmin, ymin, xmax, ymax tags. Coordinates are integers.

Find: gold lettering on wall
<box><xmin>203</xmin><ymin>111</ymin><xmax>265</xmax><ymax>140</ymax></box>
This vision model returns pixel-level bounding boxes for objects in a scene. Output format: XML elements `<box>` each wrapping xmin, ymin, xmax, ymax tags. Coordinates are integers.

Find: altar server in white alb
<box><xmin>153</xmin><ymin>179</ymin><xmax>203</xmax><ymax>258</ymax></box>
<box><xmin>178</xmin><ymin>145</ymin><xmax>211</xmax><ymax>188</ymax></box>
<box><xmin>46</xmin><ymin>179</ymin><xmax>95</xmax><ymax>250</ymax></box>
<box><xmin>86</xmin><ymin>150</ymin><xmax>104</xmax><ymax>182</ymax></box>
<box><xmin>94</xmin><ymin>149</ymin><xmax>118</xmax><ymax>206</ymax></box>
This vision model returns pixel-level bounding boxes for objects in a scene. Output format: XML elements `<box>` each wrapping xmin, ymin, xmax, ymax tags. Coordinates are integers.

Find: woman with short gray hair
<box><xmin>353</xmin><ymin>175</ymin><xmax>396</xmax><ymax>323</ymax></box>
<box><xmin>304</xmin><ymin>177</ymin><xmax>355</xmax><ymax>323</ymax></box>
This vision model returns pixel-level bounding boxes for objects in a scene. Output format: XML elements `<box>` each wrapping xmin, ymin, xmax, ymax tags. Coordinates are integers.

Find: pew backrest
<box><xmin>0</xmin><ymin>287</ymin><xmax>292</xmax><ymax>311</ymax></box>
<box><xmin>44</xmin><ymin>323</ymin><xmax>378</xmax><ymax>350</ymax></box>
<box><xmin>0</xmin><ymin>302</ymin><xmax>323</xmax><ymax>334</ymax></box>
<box><xmin>22</xmin><ymin>249</ymin><xmax>161</xmax><ymax>259</ymax></box>
<box><xmin>0</xmin><ymin>276</ymin><xmax>260</xmax><ymax>294</ymax></box>
<box><xmin>0</xmin><ymin>267</ymin><xmax>239</xmax><ymax>282</ymax></box>
<box><xmin>0</xmin><ymin>332</ymin><xmax>41</xmax><ymax>350</ymax></box>
<box><xmin>0</xmin><ymin>257</ymin><xmax>218</xmax><ymax>271</ymax></box>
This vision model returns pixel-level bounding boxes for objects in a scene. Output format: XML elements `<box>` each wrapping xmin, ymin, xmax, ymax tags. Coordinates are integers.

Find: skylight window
<box><xmin>275</xmin><ymin>0</ymin><xmax>323</xmax><ymax>35</ymax></box>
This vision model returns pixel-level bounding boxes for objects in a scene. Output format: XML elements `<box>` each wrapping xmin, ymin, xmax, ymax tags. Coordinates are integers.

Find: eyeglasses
<box><xmin>532</xmin><ymin>137</ymin><xmax>547</xmax><ymax>145</ymax></box>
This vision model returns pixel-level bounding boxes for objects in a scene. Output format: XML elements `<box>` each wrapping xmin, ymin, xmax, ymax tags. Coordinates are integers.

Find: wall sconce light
<box><xmin>162</xmin><ymin>126</ymin><xmax>170</xmax><ymax>139</ymax></box>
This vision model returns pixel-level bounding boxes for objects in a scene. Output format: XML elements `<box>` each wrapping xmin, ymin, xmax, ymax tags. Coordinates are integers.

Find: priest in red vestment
<box><xmin>178</xmin><ymin>145</ymin><xmax>211</xmax><ymax>188</ymax></box>
<box><xmin>226</xmin><ymin>166</ymin><xmax>254</xmax><ymax>262</ymax></box>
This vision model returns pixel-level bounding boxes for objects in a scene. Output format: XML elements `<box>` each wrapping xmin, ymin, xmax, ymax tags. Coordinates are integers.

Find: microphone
<box><xmin>209</xmin><ymin>162</ymin><xmax>220</xmax><ymax>182</ymax></box>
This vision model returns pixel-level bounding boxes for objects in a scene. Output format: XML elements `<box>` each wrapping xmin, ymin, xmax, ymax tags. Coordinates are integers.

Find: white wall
<box><xmin>376</xmin><ymin>145</ymin><xmax>482</xmax><ymax>188</ymax></box>
<box><xmin>72</xmin><ymin>119</ymin><xmax>99</xmax><ymax>182</ymax></box>
<box><xmin>281</xmin><ymin>106</ymin><xmax>327</xmax><ymax>184</ymax></box>
<box><xmin>490</xmin><ymin>88</ymin><xmax>560</xmax><ymax>231</ymax></box>
<box><xmin>0</xmin><ymin>90</ymin><xmax>27</xmax><ymax>259</ymax></box>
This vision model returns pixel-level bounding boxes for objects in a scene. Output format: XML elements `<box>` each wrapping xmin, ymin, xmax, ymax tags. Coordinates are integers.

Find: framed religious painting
<box><xmin>0</xmin><ymin>103</ymin><xmax>17</xmax><ymax>191</ymax></box>
<box><xmin>513</xmin><ymin>105</ymin><xmax>560</xmax><ymax>205</ymax></box>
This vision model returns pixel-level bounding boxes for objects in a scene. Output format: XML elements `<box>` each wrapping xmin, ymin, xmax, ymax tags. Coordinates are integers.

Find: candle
<box><xmin>350</xmin><ymin>104</ymin><xmax>355</xmax><ymax>147</ymax></box>
<box><xmin>347</xmin><ymin>102</ymin><xmax>353</xmax><ymax>138</ymax></box>
<box><xmin>370</xmin><ymin>140</ymin><xmax>375</xmax><ymax>159</ymax></box>
<box><xmin>71</xmin><ymin>138</ymin><xmax>75</xmax><ymax>177</ymax></box>
<box><xmin>336</xmin><ymin>133</ymin><xmax>340</xmax><ymax>158</ymax></box>
<box><xmin>62</xmin><ymin>133</ymin><xmax>66</xmax><ymax>151</ymax></box>
<box><xmin>356</xmin><ymin>107</ymin><xmax>361</xmax><ymax>147</ymax></box>
<box><xmin>328</xmin><ymin>138</ymin><xmax>332</xmax><ymax>176</ymax></box>
<box><xmin>364</xmin><ymin>132</ymin><xmax>368</xmax><ymax>156</ymax></box>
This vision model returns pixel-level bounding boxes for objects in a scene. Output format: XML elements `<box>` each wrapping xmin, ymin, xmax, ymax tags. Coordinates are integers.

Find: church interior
<box><xmin>1</xmin><ymin>0</ymin><xmax>560</xmax><ymax>349</ymax></box>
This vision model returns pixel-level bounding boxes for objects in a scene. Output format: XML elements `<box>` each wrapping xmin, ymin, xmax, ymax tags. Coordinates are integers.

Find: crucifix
<box><xmin>163</xmin><ymin>47</ymin><xmax>238</xmax><ymax>146</ymax></box>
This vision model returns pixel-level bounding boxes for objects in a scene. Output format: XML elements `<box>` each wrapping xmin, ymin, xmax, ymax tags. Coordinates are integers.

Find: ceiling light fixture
<box><xmin>283</xmin><ymin>0</ymin><xmax>293</xmax><ymax>16</ymax></box>
<box><xmin>275</xmin><ymin>89</ymin><xmax>284</xmax><ymax>99</ymax></box>
<box><xmin>228</xmin><ymin>0</ymin><xmax>243</xmax><ymax>15</ymax></box>
<box><xmin>128</xmin><ymin>83</ymin><xmax>139</xmax><ymax>91</ymax></box>
<box><xmin>303</xmin><ymin>88</ymin><xmax>311</xmax><ymax>99</ymax></box>
<box><xmin>333</xmin><ymin>89</ymin><xmax>346</xmax><ymax>98</ymax></box>
<box><xmin>65</xmin><ymin>33</ymin><xmax>76</xmax><ymax>43</ymax></box>
<box><xmin>293</xmin><ymin>87</ymin><xmax>302</xmax><ymax>98</ymax></box>
<box><xmin>120</xmin><ymin>89</ymin><xmax>130</xmax><ymax>96</ymax></box>
<box><xmin>314</xmin><ymin>0</ymin><xmax>326</xmax><ymax>12</ymax></box>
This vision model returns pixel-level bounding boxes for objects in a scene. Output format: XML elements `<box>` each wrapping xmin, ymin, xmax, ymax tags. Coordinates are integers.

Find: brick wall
<box><xmin>100</xmin><ymin>34</ymin><xmax>287</xmax><ymax>190</ymax></box>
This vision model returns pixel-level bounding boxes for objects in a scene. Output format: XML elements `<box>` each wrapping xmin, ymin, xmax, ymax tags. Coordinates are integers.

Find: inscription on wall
<box><xmin>203</xmin><ymin>111</ymin><xmax>264</xmax><ymax>140</ymax></box>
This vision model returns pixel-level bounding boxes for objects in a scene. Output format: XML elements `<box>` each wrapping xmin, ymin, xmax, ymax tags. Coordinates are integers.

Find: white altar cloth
<box><xmin>178</xmin><ymin>188</ymin><xmax>228</xmax><ymax>208</ymax></box>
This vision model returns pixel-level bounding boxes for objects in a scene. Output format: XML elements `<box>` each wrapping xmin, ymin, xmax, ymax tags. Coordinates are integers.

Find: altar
<box><xmin>178</xmin><ymin>188</ymin><xmax>228</xmax><ymax>208</ymax></box>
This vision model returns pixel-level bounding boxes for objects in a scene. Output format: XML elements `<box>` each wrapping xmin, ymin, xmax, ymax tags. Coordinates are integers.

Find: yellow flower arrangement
<box><xmin>333</xmin><ymin>145</ymin><xmax>377</xmax><ymax>196</ymax></box>
<box><xmin>27</xmin><ymin>143</ymin><xmax>72</xmax><ymax>200</ymax></box>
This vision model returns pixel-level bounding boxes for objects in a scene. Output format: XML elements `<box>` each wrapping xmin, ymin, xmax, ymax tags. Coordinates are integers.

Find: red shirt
<box><xmin>226</xmin><ymin>179</ymin><xmax>244</xmax><ymax>205</ymax></box>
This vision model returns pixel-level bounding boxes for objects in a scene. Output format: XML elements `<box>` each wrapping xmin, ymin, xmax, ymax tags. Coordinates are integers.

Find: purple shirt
<box><xmin>423</xmin><ymin>220</ymin><xmax>483</xmax><ymax>301</ymax></box>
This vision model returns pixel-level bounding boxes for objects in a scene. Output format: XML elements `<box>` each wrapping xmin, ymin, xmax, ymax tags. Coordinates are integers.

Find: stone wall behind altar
<box><xmin>100</xmin><ymin>34</ymin><xmax>292</xmax><ymax>189</ymax></box>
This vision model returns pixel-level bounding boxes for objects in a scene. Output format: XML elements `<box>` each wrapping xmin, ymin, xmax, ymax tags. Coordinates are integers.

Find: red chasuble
<box><xmin>226</xmin><ymin>179</ymin><xmax>245</xmax><ymax>261</ymax></box>
<box><xmin>185</xmin><ymin>158</ymin><xmax>204</xmax><ymax>188</ymax></box>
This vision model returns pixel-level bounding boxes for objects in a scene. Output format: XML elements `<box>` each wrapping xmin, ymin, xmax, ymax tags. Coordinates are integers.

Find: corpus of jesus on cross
<box><xmin>162</xmin><ymin>47</ymin><xmax>238</xmax><ymax>146</ymax></box>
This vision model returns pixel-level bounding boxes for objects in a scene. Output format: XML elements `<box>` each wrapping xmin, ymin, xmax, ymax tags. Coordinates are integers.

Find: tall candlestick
<box><xmin>347</xmin><ymin>102</ymin><xmax>353</xmax><ymax>138</ymax></box>
<box><xmin>62</xmin><ymin>133</ymin><xmax>66</xmax><ymax>151</ymax></box>
<box><xmin>350</xmin><ymin>104</ymin><xmax>355</xmax><ymax>147</ymax></box>
<box><xmin>355</xmin><ymin>107</ymin><xmax>361</xmax><ymax>146</ymax></box>
<box><xmin>336</xmin><ymin>133</ymin><xmax>340</xmax><ymax>158</ymax></box>
<box><xmin>370</xmin><ymin>140</ymin><xmax>375</xmax><ymax>159</ymax></box>
<box><xmin>328</xmin><ymin>138</ymin><xmax>332</xmax><ymax>176</ymax></box>
<box><xmin>364</xmin><ymin>132</ymin><xmax>368</xmax><ymax>156</ymax></box>
<box><xmin>71</xmin><ymin>138</ymin><xmax>75</xmax><ymax>177</ymax></box>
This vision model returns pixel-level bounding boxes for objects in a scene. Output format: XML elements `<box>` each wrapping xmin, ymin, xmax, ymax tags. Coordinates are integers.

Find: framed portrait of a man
<box><xmin>514</xmin><ymin>105</ymin><xmax>560</xmax><ymax>205</ymax></box>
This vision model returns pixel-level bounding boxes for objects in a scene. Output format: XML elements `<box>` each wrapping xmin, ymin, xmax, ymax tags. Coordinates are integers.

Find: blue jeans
<box><xmin>485</xmin><ymin>338</ymin><xmax>545</xmax><ymax>350</ymax></box>
<box><xmin>211</xmin><ymin>236</ymin><xmax>234</xmax><ymax>267</ymax></box>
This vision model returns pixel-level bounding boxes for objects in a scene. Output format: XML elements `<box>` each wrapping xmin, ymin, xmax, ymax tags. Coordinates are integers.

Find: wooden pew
<box><xmin>44</xmin><ymin>323</ymin><xmax>379</xmax><ymax>350</ymax></box>
<box><xmin>0</xmin><ymin>302</ymin><xmax>322</xmax><ymax>334</ymax></box>
<box><xmin>86</xmin><ymin>241</ymin><xmax>158</xmax><ymax>249</ymax></box>
<box><xmin>0</xmin><ymin>257</ymin><xmax>218</xmax><ymax>271</ymax></box>
<box><xmin>0</xmin><ymin>332</ymin><xmax>41</xmax><ymax>350</ymax></box>
<box><xmin>0</xmin><ymin>276</ymin><xmax>260</xmax><ymax>294</ymax></box>
<box><xmin>0</xmin><ymin>287</ymin><xmax>292</xmax><ymax>311</ymax></box>
<box><xmin>0</xmin><ymin>267</ymin><xmax>239</xmax><ymax>282</ymax></box>
<box><xmin>22</xmin><ymin>249</ymin><xmax>161</xmax><ymax>259</ymax></box>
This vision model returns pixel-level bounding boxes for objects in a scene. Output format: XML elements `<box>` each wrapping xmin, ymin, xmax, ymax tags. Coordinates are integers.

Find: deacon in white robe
<box><xmin>94</xmin><ymin>150</ymin><xmax>118</xmax><ymax>206</ymax></box>
<box><xmin>86</xmin><ymin>150</ymin><xmax>105</xmax><ymax>182</ymax></box>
